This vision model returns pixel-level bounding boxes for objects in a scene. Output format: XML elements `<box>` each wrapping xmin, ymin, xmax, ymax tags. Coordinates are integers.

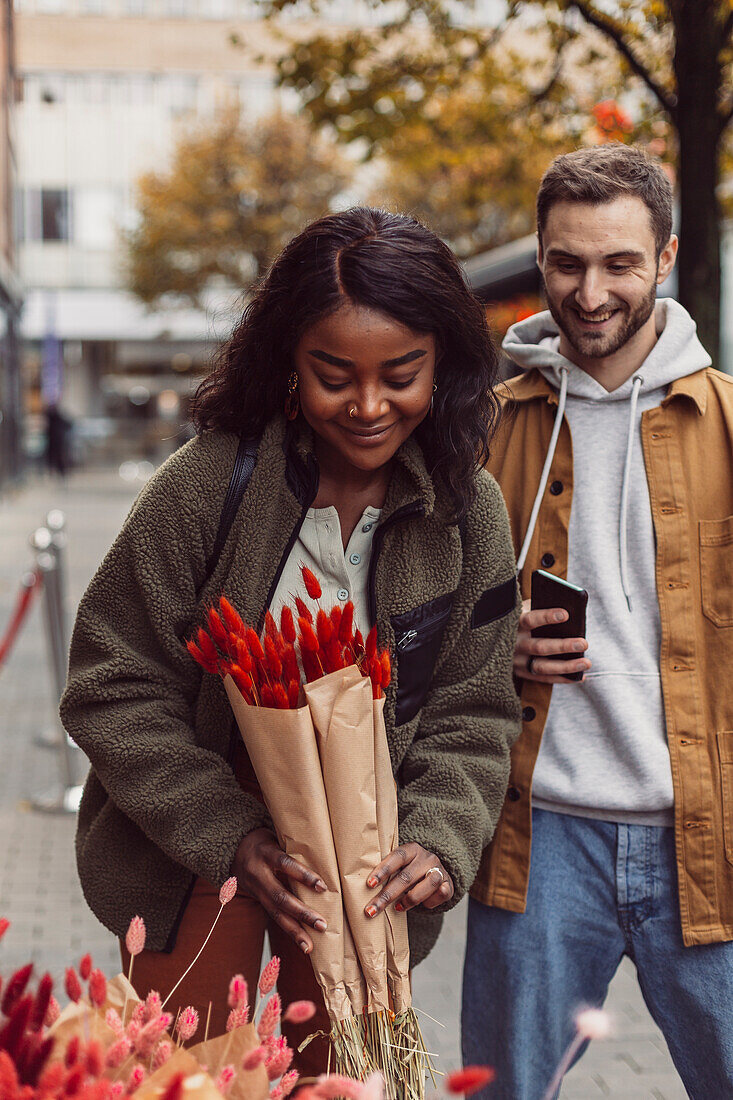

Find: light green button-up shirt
<box><xmin>269</xmin><ymin>505</ymin><xmax>381</xmax><ymax>638</ymax></box>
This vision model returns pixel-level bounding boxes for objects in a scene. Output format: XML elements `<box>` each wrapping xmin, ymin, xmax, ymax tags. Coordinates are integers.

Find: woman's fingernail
<box><xmin>367</xmin><ymin>876</ymin><xmax>377</xmax><ymax>888</ymax></box>
<box><xmin>314</xmin><ymin>919</ymin><xmax>327</xmax><ymax>932</ymax></box>
<box><xmin>394</xmin><ymin>902</ymin><xmax>403</xmax><ymax>912</ymax></box>
<box><xmin>365</xmin><ymin>905</ymin><xmax>377</xmax><ymax>918</ymax></box>
<box><xmin>315</xmin><ymin>880</ymin><xmax>327</xmax><ymax>892</ymax></box>
<box><xmin>300</xmin><ymin>941</ymin><xmax>310</xmax><ymax>954</ymax></box>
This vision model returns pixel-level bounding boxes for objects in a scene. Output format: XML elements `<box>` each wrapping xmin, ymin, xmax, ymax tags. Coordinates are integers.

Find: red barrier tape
<box><xmin>0</xmin><ymin>570</ymin><xmax>42</xmax><ymax>670</ymax></box>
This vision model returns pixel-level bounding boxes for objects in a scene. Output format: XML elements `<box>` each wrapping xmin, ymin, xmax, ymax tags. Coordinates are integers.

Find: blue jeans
<box><xmin>461</xmin><ymin>808</ymin><xmax>733</xmax><ymax>1100</ymax></box>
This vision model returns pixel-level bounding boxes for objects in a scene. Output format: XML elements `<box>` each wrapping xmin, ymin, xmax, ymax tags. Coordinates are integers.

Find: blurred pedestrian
<box><xmin>45</xmin><ymin>404</ymin><xmax>72</xmax><ymax>478</ymax></box>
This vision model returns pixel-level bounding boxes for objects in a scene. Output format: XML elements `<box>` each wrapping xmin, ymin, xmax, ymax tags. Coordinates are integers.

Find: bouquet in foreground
<box><xmin>187</xmin><ymin>568</ymin><xmax>431</xmax><ymax>1100</ymax></box>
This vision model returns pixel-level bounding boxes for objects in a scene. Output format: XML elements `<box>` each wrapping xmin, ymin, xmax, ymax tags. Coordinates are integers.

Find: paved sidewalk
<box><xmin>0</xmin><ymin>466</ymin><xmax>687</xmax><ymax>1098</ymax></box>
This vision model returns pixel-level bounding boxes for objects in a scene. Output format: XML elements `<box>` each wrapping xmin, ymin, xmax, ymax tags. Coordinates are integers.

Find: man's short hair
<box><xmin>537</xmin><ymin>143</ymin><xmax>673</xmax><ymax>258</ymax></box>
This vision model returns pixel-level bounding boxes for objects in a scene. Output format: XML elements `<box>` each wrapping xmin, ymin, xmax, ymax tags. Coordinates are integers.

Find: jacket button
<box><xmin>541</xmin><ymin>552</ymin><xmax>555</xmax><ymax>568</ymax></box>
<box><xmin>522</xmin><ymin>706</ymin><xmax>536</xmax><ymax>722</ymax></box>
<box><xmin>549</xmin><ymin>480</ymin><xmax>564</xmax><ymax>496</ymax></box>
<box><xmin>507</xmin><ymin>786</ymin><xmax>521</xmax><ymax>802</ymax></box>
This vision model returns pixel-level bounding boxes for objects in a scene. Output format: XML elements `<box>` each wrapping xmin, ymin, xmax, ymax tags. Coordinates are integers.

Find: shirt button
<box><xmin>541</xmin><ymin>552</ymin><xmax>555</xmax><ymax>568</ymax></box>
<box><xmin>349</xmin><ymin>553</ymin><xmax>361</xmax><ymax>565</ymax></box>
<box><xmin>507</xmin><ymin>786</ymin><xmax>521</xmax><ymax>802</ymax></box>
<box><xmin>549</xmin><ymin>480</ymin><xmax>564</xmax><ymax>496</ymax></box>
<box><xmin>362</xmin><ymin>523</ymin><xmax>373</xmax><ymax>533</ymax></box>
<box><xmin>522</xmin><ymin>706</ymin><xmax>536</xmax><ymax>722</ymax></box>
<box><xmin>337</xmin><ymin>588</ymin><xmax>349</xmax><ymax>601</ymax></box>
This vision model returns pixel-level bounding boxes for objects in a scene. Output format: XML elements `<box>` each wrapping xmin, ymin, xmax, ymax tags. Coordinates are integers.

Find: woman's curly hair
<box><xmin>191</xmin><ymin>207</ymin><xmax>502</xmax><ymax>518</ymax></box>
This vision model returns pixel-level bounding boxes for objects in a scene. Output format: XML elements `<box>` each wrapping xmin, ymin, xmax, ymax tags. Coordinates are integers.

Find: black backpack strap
<box><xmin>205</xmin><ymin>435</ymin><xmax>259</xmax><ymax>582</ymax></box>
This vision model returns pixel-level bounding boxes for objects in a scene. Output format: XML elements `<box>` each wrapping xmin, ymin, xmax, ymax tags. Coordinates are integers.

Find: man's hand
<box><xmin>514</xmin><ymin>599</ymin><xmax>591</xmax><ymax>684</ymax></box>
<box><xmin>232</xmin><ymin>828</ymin><xmax>327</xmax><ymax>954</ymax></box>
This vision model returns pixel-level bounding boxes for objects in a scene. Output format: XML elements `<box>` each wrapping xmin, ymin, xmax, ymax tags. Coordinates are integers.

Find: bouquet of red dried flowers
<box><xmin>186</xmin><ymin>568</ymin><xmax>428</xmax><ymax>1100</ymax></box>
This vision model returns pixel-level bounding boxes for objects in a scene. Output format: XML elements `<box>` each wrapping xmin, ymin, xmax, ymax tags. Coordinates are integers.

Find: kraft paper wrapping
<box><xmin>304</xmin><ymin>667</ymin><xmax>389</xmax><ymax>1012</ymax></box>
<box><xmin>372</xmin><ymin>697</ymin><xmax>411</xmax><ymax>1013</ymax></box>
<box><xmin>224</xmin><ymin>676</ymin><xmax>353</xmax><ymax>1022</ymax></box>
<box><xmin>188</xmin><ymin>1024</ymin><xmax>269</xmax><ymax>1100</ymax></box>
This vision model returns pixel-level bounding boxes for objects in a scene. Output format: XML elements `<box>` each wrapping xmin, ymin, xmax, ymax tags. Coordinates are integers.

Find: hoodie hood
<box><xmin>502</xmin><ymin>298</ymin><xmax>711</xmax><ymax>401</ymax></box>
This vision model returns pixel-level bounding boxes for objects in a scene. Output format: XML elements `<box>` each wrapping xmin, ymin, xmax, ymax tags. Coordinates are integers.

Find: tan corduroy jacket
<box><xmin>472</xmin><ymin>364</ymin><xmax>733</xmax><ymax>947</ymax></box>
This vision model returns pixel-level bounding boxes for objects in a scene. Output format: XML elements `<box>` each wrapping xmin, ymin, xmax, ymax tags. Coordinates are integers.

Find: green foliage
<box><xmin>124</xmin><ymin>106</ymin><xmax>350</xmax><ymax>308</ymax></box>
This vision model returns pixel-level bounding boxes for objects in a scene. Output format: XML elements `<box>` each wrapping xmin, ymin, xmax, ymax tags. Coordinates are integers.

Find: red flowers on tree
<box><xmin>186</xmin><ymin>566</ymin><xmax>392</xmax><ymax>708</ymax></box>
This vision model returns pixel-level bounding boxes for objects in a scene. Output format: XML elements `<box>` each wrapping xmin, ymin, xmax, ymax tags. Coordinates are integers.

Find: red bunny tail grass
<box><xmin>324</xmin><ymin>638</ymin><xmax>344</xmax><ymax>673</ymax></box>
<box><xmin>368</xmin><ymin>656</ymin><xmax>383</xmax><ymax>699</ymax></box>
<box><xmin>353</xmin><ymin>629</ymin><xmax>365</xmax><ymax>653</ymax></box>
<box><xmin>260</xmin><ymin>684</ymin><xmax>276</xmax><ymax>709</ymax></box>
<box><xmin>196</xmin><ymin>629</ymin><xmax>220</xmax><ymax>667</ymax></box>
<box><xmin>1</xmin><ymin>964</ymin><xmax>33</xmax><ymax>1016</ymax></box>
<box><xmin>298</xmin><ymin>619</ymin><xmax>319</xmax><ymax>653</ymax></box>
<box><xmin>301</xmin><ymin>649</ymin><xmax>322</xmax><ymax>683</ymax></box>
<box><xmin>365</xmin><ymin>626</ymin><xmax>378</xmax><ymax>660</ymax></box>
<box><xmin>264</xmin><ymin>611</ymin><xmax>278</xmax><ymax>640</ymax></box>
<box><xmin>330</xmin><ymin>605</ymin><xmax>342</xmax><ymax>633</ymax></box>
<box><xmin>78</xmin><ymin>954</ymin><xmax>92</xmax><ymax>982</ymax></box>
<box><xmin>207</xmin><ymin>608</ymin><xmax>230</xmax><ymax>651</ymax></box>
<box><xmin>301</xmin><ymin>566</ymin><xmax>322</xmax><ymax>601</ymax></box>
<box><xmin>338</xmin><ymin>601</ymin><xmax>354</xmax><ymax>644</ymax></box>
<box><xmin>219</xmin><ymin>595</ymin><xmax>245</xmax><ymax>635</ymax></box>
<box><xmin>287</xmin><ymin>680</ymin><xmax>300</xmax><ymax>709</ymax></box>
<box><xmin>272</xmin><ymin>684</ymin><xmax>290</xmax><ymax>710</ymax></box>
<box><xmin>29</xmin><ymin>973</ymin><xmax>53</xmax><ymax>1032</ymax></box>
<box><xmin>234</xmin><ymin>636</ymin><xmax>254</xmax><ymax>673</ymax></box>
<box><xmin>282</xmin><ymin>645</ymin><xmax>299</xmax><ymax>684</ymax></box>
<box><xmin>280</xmin><ymin>606</ymin><xmax>297</xmax><ymax>645</ymax></box>
<box><xmin>230</xmin><ymin>666</ymin><xmax>255</xmax><ymax>701</ymax></box>
<box><xmin>264</xmin><ymin>636</ymin><xmax>283</xmax><ymax>680</ymax></box>
<box><xmin>294</xmin><ymin>597</ymin><xmax>312</xmax><ymax>624</ymax></box>
<box><xmin>379</xmin><ymin>650</ymin><xmax>392</xmax><ymax>689</ymax></box>
<box><xmin>316</xmin><ymin>610</ymin><xmax>333</xmax><ymax>648</ymax></box>
<box><xmin>246</xmin><ymin>628</ymin><xmax>265</xmax><ymax>663</ymax></box>
<box><xmin>185</xmin><ymin>639</ymin><xmax>217</xmax><ymax>674</ymax></box>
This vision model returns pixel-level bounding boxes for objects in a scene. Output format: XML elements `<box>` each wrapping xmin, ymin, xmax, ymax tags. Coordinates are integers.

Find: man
<box><xmin>463</xmin><ymin>143</ymin><xmax>733</xmax><ymax>1099</ymax></box>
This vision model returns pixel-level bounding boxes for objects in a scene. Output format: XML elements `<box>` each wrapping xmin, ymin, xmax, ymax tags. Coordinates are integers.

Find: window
<box><xmin>23</xmin><ymin>189</ymin><xmax>72</xmax><ymax>242</ymax></box>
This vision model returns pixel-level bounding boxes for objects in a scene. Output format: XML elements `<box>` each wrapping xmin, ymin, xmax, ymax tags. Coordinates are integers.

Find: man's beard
<box><xmin>545</xmin><ymin>281</ymin><xmax>657</xmax><ymax>359</ymax></box>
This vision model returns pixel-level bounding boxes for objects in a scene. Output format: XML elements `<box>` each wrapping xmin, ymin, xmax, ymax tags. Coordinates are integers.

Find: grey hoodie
<box><xmin>503</xmin><ymin>299</ymin><xmax>711</xmax><ymax>825</ymax></box>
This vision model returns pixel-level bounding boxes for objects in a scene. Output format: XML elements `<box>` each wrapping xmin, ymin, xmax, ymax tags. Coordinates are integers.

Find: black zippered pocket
<box><xmin>392</xmin><ymin>592</ymin><xmax>455</xmax><ymax>727</ymax></box>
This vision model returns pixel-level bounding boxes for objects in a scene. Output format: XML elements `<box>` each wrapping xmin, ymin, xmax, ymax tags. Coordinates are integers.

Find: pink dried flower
<box><xmin>227</xmin><ymin>1005</ymin><xmax>249</xmax><ymax>1032</ymax></box>
<box><xmin>359</xmin><ymin>1072</ymin><xmax>386</xmax><ymax>1100</ymax></box>
<box><xmin>176</xmin><ymin>1006</ymin><xmax>199</xmax><ymax>1043</ymax></box>
<box><xmin>257</xmin><ymin>993</ymin><xmax>281</xmax><ymax>1040</ymax></box>
<box><xmin>259</xmin><ymin>957</ymin><xmax>280</xmax><ymax>996</ymax></box>
<box><xmin>79</xmin><ymin>954</ymin><xmax>93</xmax><ymax>981</ymax></box>
<box><xmin>281</xmin><ymin>1070</ymin><xmax>299</xmax><ymax>1097</ymax></box>
<box><xmin>228</xmin><ymin>974</ymin><xmax>248</xmax><ymax>1010</ymax></box>
<box><xmin>89</xmin><ymin>968</ymin><xmax>107</xmax><ymax>1008</ymax></box>
<box><xmin>153</xmin><ymin>1040</ymin><xmax>173</xmax><ymax>1070</ymax></box>
<box><xmin>136</xmin><ymin>1013</ymin><xmax>172</xmax><ymax>1057</ymax></box>
<box><xmin>219</xmin><ymin>877</ymin><xmax>237</xmax><ymax>906</ymax></box>
<box><xmin>0</xmin><ymin>918</ymin><xmax>9</xmax><ymax>940</ymax></box>
<box><xmin>160</xmin><ymin>1072</ymin><xmax>185</xmax><ymax>1100</ymax></box>
<box><xmin>125</xmin><ymin>1020</ymin><xmax>141</xmax><ymax>1046</ymax></box>
<box><xmin>266</xmin><ymin>1037</ymin><xmax>293</xmax><ymax>1080</ymax></box>
<box><xmin>44</xmin><ymin>995</ymin><xmax>61</xmax><ymax>1027</ymax></box>
<box><xmin>270</xmin><ymin>1088</ymin><xmax>283</xmax><ymax>1100</ymax></box>
<box><xmin>106</xmin><ymin>1008</ymin><xmax>124</xmax><ymax>1036</ymax></box>
<box><xmin>125</xmin><ymin>916</ymin><xmax>146</xmax><ymax>957</ymax></box>
<box><xmin>111</xmin><ymin>1083</ymin><xmax>125</xmax><ymax>1099</ymax></box>
<box><xmin>144</xmin><ymin>990</ymin><xmax>162</xmax><ymax>1022</ymax></box>
<box><xmin>130</xmin><ymin>1001</ymin><xmax>146</xmax><ymax>1025</ymax></box>
<box><xmin>215</xmin><ymin>1065</ymin><xmax>236</xmax><ymax>1094</ymax></box>
<box><xmin>315</xmin><ymin>1074</ymin><xmax>363</xmax><ymax>1100</ymax></box>
<box><xmin>64</xmin><ymin>968</ymin><xmax>82</xmax><ymax>1004</ymax></box>
<box><xmin>243</xmin><ymin>1046</ymin><xmax>268</xmax><ymax>1071</ymax></box>
<box><xmin>105</xmin><ymin>1037</ymin><xmax>132</xmax><ymax>1069</ymax></box>
<box><xmin>85</xmin><ymin>1040</ymin><xmax>104</xmax><ymax>1077</ymax></box>
<box><xmin>126</xmin><ymin>1064</ymin><xmax>146</xmax><ymax>1093</ymax></box>
<box><xmin>283</xmin><ymin>1000</ymin><xmax>316</xmax><ymax>1025</ymax></box>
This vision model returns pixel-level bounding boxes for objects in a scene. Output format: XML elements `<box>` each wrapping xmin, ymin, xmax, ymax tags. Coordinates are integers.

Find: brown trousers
<box><xmin>119</xmin><ymin>744</ymin><xmax>331</xmax><ymax>1076</ymax></box>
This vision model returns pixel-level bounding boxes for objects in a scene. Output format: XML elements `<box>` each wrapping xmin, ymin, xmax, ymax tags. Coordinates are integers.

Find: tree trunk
<box><xmin>670</xmin><ymin>0</ymin><xmax>723</xmax><ymax>367</ymax></box>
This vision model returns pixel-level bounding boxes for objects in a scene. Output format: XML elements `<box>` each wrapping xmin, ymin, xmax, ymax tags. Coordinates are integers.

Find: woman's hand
<box><xmin>364</xmin><ymin>843</ymin><xmax>454</xmax><ymax>916</ymax></box>
<box><xmin>232</xmin><ymin>828</ymin><xmax>328</xmax><ymax>954</ymax></box>
<box><xmin>514</xmin><ymin>599</ymin><xmax>591</xmax><ymax>684</ymax></box>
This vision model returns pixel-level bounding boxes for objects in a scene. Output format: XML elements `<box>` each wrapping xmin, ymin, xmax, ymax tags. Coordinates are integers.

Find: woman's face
<box><xmin>294</xmin><ymin>301</ymin><xmax>436</xmax><ymax>474</ymax></box>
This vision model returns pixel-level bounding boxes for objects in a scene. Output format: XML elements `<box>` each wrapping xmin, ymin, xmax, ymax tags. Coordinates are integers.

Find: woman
<box><xmin>60</xmin><ymin>207</ymin><xmax>521</xmax><ymax>1071</ymax></box>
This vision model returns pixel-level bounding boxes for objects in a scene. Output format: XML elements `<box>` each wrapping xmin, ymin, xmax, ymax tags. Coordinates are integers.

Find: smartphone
<box><xmin>530</xmin><ymin>569</ymin><xmax>589</xmax><ymax>681</ymax></box>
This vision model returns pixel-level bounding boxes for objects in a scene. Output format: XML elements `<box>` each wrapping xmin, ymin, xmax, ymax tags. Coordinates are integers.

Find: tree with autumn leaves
<box><xmin>124</xmin><ymin>107</ymin><xmax>350</xmax><ymax>309</ymax></box>
<box><xmin>263</xmin><ymin>0</ymin><xmax>733</xmax><ymax>366</ymax></box>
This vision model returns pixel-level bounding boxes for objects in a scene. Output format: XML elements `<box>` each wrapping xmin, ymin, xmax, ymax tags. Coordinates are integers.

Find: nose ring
<box><xmin>348</xmin><ymin>405</ymin><xmax>357</xmax><ymax>419</ymax></box>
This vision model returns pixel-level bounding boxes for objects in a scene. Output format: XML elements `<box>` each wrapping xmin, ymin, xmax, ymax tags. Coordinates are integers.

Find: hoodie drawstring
<box><xmin>619</xmin><ymin>374</ymin><xmax>644</xmax><ymax>611</ymax></box>
<box><xmin>517</xmin><ymin>366</ymin><xmax>568</xmax><ymax>572</ymax></box>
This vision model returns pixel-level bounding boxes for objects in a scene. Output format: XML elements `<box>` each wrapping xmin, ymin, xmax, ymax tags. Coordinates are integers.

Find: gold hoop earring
<box><xmin>348</xmin><ymin>404</ymin><xmax>358</xmax><ymax>419</ymax></box>
<box><xmin>285</xmin><ymin>372</ymin><xmax>300</xmax><ymax>421</ymax></box>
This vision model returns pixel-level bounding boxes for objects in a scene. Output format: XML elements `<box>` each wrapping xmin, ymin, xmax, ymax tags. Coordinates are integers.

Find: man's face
<box><xmin>538</xmin><ymin>196</ymin><xmax>677</xmax><ymax>362</ymax></box>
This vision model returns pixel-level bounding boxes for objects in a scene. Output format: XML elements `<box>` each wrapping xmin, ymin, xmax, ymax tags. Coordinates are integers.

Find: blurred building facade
<box><xmin>0</xmin><ymin>0</ymin><xmax>22</xmax><ymax>488</ymax></box>
<box><xmin>13</xmin><ymin>0</ymin><xmax>299</xmax><ymax>461</ymax></box>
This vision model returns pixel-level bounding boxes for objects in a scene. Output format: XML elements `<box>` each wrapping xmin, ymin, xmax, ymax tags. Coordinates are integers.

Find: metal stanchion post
<box><xmin>29</xmin><ymin>525</ymin><xmax>83</xmax><ymax>814</ymax></box>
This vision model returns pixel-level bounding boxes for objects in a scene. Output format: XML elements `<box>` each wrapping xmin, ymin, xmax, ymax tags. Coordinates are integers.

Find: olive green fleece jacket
<box><xmin>60</xmin><ymin>416</ymin><xmax>521</xmax><ymax>965</ymax></box>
